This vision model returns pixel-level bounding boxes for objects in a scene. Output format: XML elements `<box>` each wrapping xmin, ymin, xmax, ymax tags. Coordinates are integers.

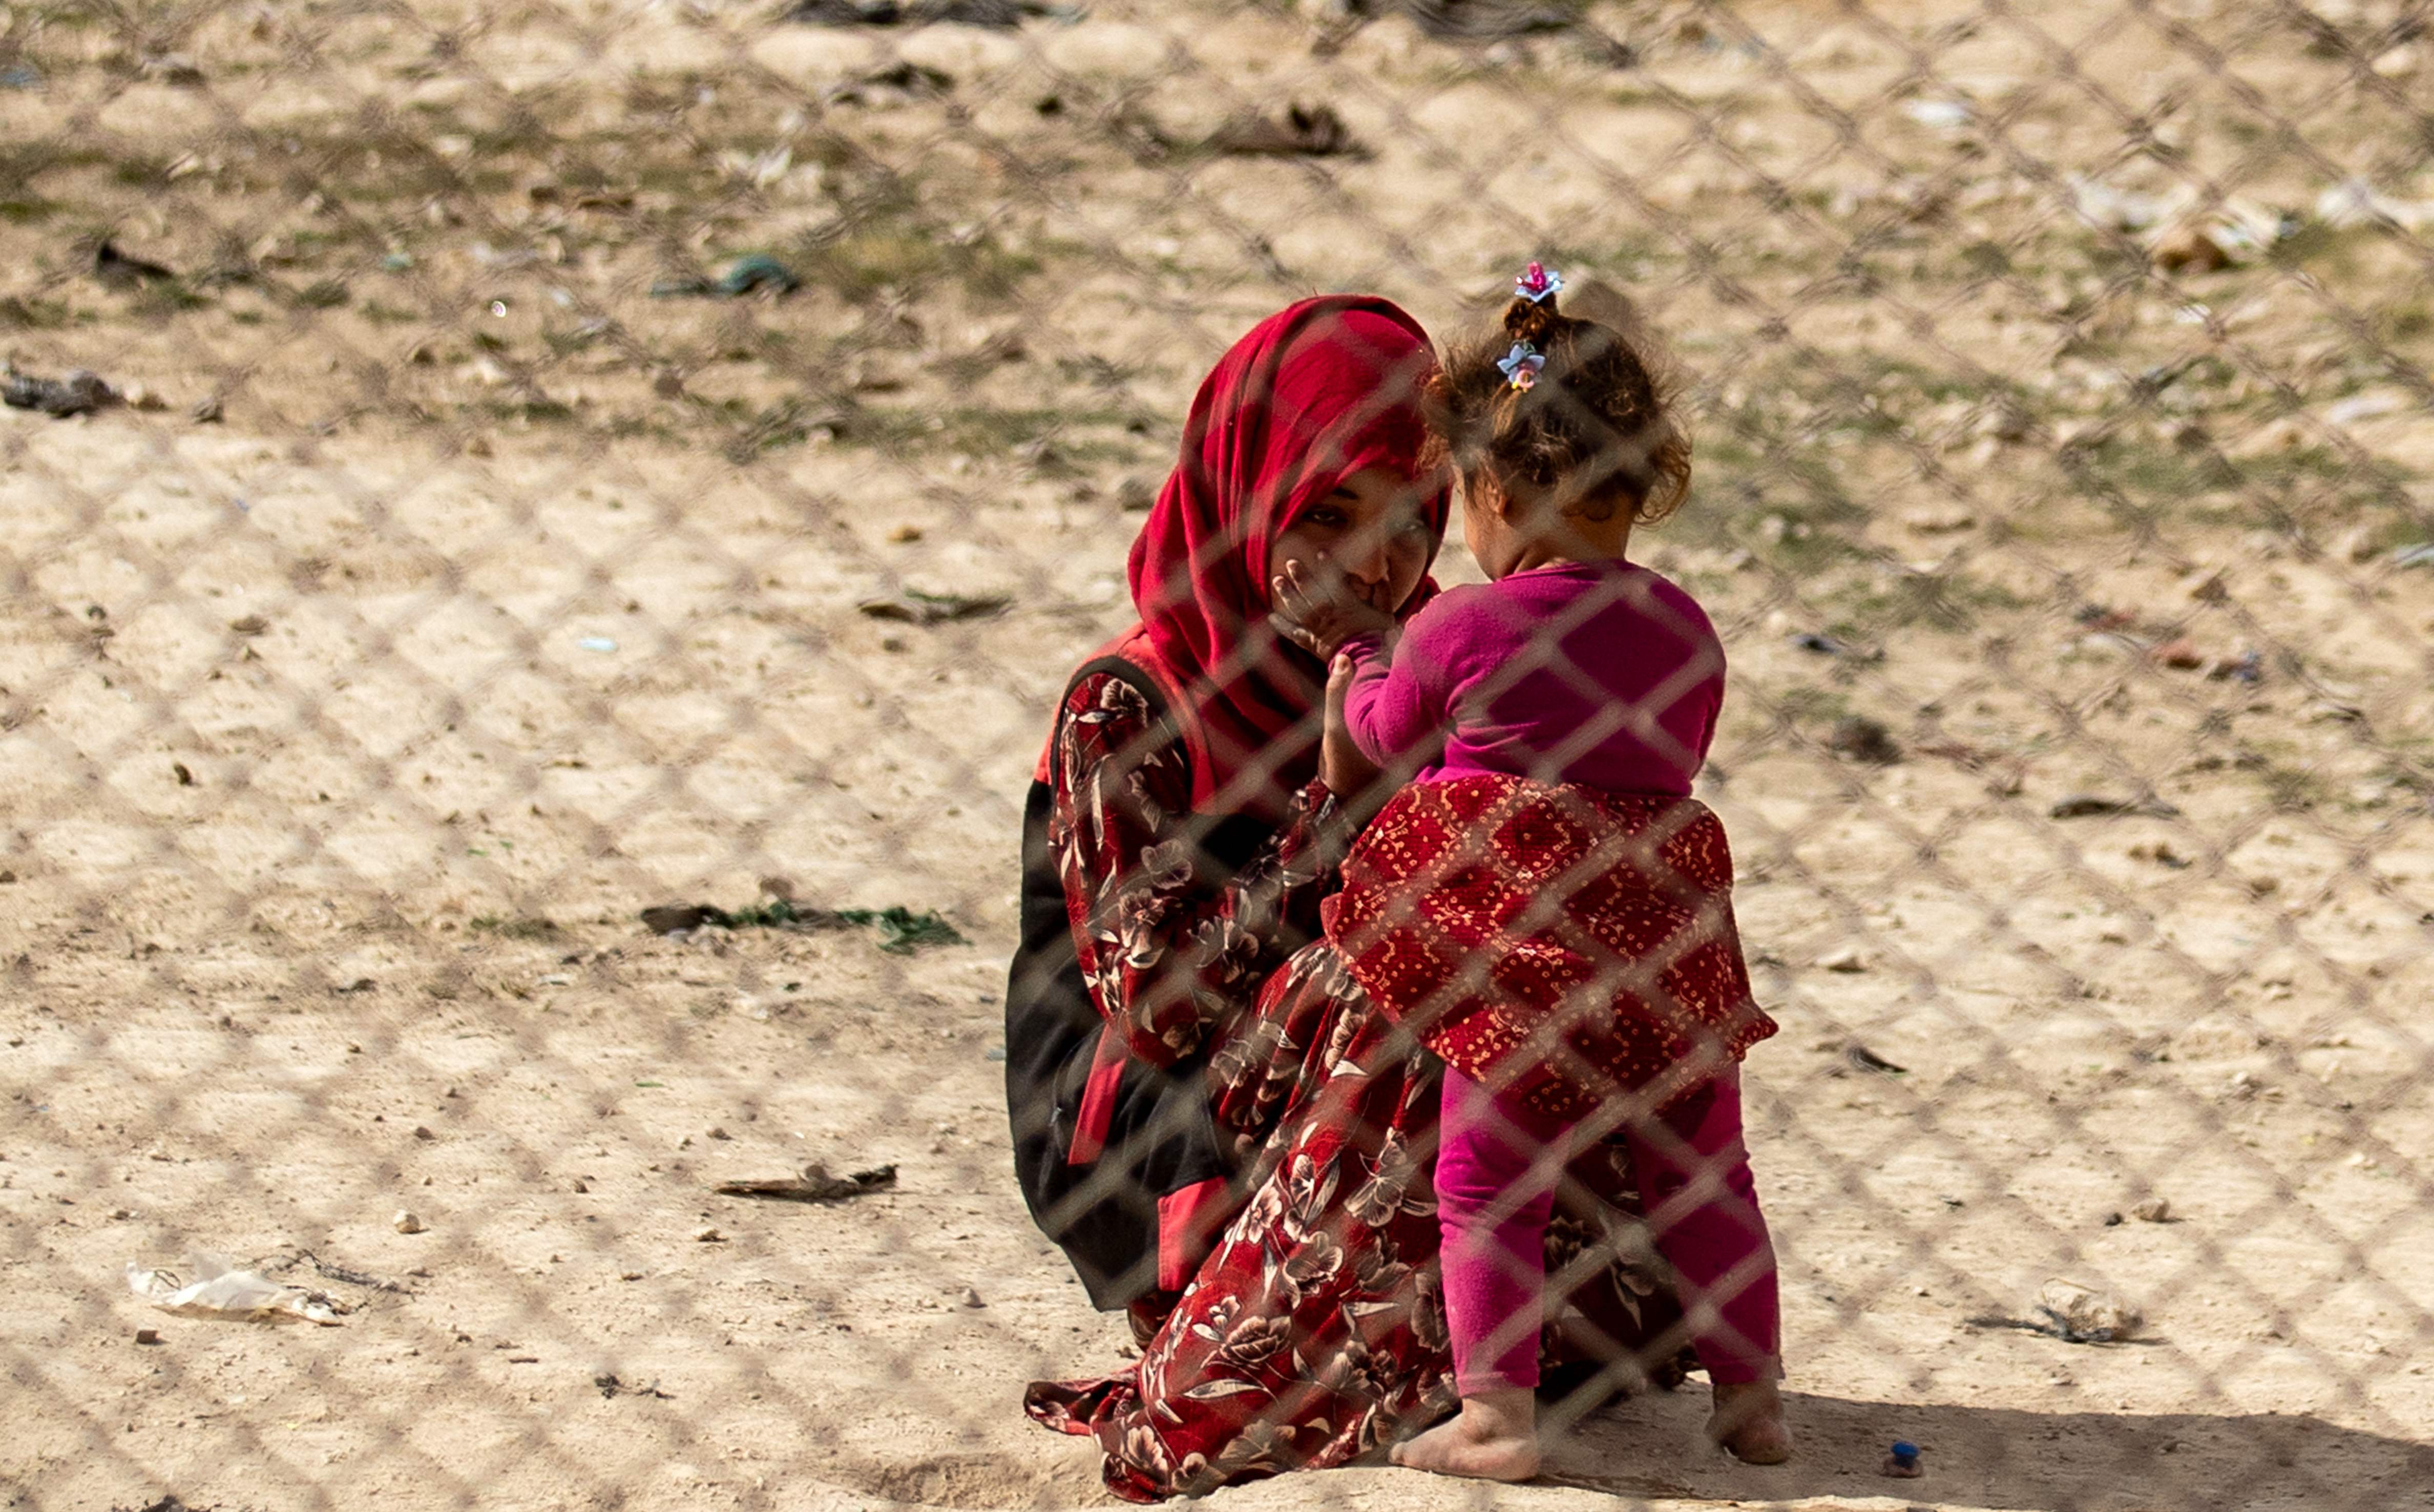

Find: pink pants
<box><xmin>1436</xmin><ymin>1064</ymin><xmax>1781</xmax><ymax>1396</ymax></box>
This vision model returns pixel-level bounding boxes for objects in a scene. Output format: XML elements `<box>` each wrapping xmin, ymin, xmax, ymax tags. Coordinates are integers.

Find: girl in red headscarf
<box><xmin>1005</xmin><ymin>296</ymin><xmax>1451</xmax><ymax>1335</ymax></box>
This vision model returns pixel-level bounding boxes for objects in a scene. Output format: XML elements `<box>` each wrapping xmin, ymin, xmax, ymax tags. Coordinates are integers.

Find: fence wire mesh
<box><xmin>3</xmin><ymin>0</ymin><xmax>2432</xmax><ymax>1508</ymax></box>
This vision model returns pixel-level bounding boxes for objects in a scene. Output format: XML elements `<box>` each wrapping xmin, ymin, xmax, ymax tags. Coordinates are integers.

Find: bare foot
<box><xmin>1707</xmin><ymin>1378</ymin><xmax>1792</xmax><ymax>1465</ymax></box>
<box><xmin>1391</xmin><ymin>1388</ymin><xmax>1541</xmax><ymax>1481</ymax></box>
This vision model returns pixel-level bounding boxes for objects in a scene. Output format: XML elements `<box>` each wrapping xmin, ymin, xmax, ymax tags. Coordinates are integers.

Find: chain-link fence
<box><xmin>3</xmin><ymin>0</ymin><xmax>2431</xmax><ymax>1508</ymax></box>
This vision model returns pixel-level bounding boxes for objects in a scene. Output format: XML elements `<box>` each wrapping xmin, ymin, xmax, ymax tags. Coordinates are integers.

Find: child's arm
<box><xmin>1320</xmin><ymin>652</ymin><xmax>1382</xmax><ymax>799</ymax></box>
<box><xmin>1333</xmin><ymin>604</ymin><xmax>1455</xmax><ymax>775</ymax></box>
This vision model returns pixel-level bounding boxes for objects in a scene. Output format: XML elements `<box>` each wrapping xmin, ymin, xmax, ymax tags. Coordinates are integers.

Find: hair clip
<box><xmin>1515</xmin><ymin>261</ymin><xmax>1563</xmax><ymax>304</ymax></box>
<box><xmin>1497</xmin><ymin>341</ymin><xmax>1545</xmax><ymax>391</ymax></box>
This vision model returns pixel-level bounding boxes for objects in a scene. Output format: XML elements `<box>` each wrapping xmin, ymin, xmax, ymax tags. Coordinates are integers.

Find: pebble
<box><xmin>961</xmin><ymin>1287</ymin><xmax>985</xmax><ymax>1309</ymax></box>
<box><xmin>693</xmin><ymin>1226</ymin><xmax>724</xmax><ymax>1243</ymax></box>
<box><xmin>2131</xmin><ymin>1197</ymin><xmax>2171</xmax><ymax>1223</ymax></box>
<box><xmin>1818</xmin><ymin>947</ymin><xmax>1868</xmax><ymax>973</ymax></box>
<box><xmin>393</xmin><ymin>1210</ymin><xmax>427</xmax><ymax>1234</ymax></box>
<box><xmin>412</xmin><ymin>1125</ymin><xmax>435</xmax><ymax>1141</ymax></box>
<box><xmin>135</xmin><ymin>1329</ymin><xmax>162</xmax><ymax>1346</ymax></box>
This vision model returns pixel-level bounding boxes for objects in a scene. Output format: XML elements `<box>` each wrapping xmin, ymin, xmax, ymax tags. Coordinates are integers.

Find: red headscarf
<box><xmin>1128</xmin><ymin>296</ymin><xmax>1448</xmax><ymax>818</ymax></box>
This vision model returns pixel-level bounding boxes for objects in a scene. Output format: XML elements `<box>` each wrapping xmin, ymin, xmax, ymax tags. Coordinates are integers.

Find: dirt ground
<box><xmin>3</xmin><ymin>1</ymin><xmax>2432</xmax><ymax>1509</ymax></box>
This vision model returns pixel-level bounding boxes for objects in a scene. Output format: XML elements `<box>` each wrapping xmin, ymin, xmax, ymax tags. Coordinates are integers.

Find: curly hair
<box><xmin>1423</xmin><ymin>275</ymin><xmax>1691</xmax><ymax>525</ymax></box>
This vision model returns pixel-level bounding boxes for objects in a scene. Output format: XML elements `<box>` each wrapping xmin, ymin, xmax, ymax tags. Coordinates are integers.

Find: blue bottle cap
<box><xmin>1891</xmin><ymin>1441</ymin><xmax>1921</xmax><ymax>1461</ymax></box>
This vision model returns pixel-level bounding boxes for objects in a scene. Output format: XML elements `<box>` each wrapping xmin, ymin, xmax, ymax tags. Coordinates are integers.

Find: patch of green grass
<box><xmin>295</xmin><ymin>279</ymin><xmax>352</xmax><ymax>310</ymax></box>
<box><xmin>0</xmin><ymin>294</ymin><xmax>72</xmax><ymax>329</ymax></box>
<box><xmin>0</xmin><ymin>196</ymin><xmax>61</xmax><ymax>225</ymax></box>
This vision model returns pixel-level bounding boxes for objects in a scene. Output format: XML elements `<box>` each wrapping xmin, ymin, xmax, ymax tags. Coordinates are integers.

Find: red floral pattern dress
<box><xmin>1028</xmin><ymin>943</ymin><xmax>1690</xmax><ymax>1501</ymax></box>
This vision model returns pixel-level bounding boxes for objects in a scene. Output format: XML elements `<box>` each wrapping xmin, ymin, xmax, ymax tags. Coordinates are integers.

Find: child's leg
<box><xmin>1622</xmin><ymin>1066</ymin><xmax>1790</xmax><ymax>1462</ymax></box>
<box><xmin>1392</xmin><ymin>1065</ymin><xmax>1571</xmax><ymax>1481</ymax></box>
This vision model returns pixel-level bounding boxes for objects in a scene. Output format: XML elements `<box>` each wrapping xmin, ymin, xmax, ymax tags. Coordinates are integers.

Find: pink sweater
<box><xmin>1339</xmin><ymin>559</ymin><xmax>1725</xmax><ymax>794</ymax></box>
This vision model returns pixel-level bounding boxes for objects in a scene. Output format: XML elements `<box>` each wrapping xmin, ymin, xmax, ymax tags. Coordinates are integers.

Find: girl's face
<box><xmin>1270</xmin><ymin>467</ymin><xmax>1436</xmax><ymax>618</ymax></box>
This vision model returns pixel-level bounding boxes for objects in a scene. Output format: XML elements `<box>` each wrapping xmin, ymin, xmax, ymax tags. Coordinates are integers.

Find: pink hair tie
<box><xmin>1515</xmin><ymin>261</ymin><xmax>1563</xmax><ymax>303</ymax></box>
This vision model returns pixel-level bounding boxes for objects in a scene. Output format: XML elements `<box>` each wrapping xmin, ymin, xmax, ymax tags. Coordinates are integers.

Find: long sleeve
<box><xmin>1337</xmin><ymin>597</ymin><xmax>1462</xmax><ymax>771</ymax></box>
<box><xmin>1047</xmin><ymin>670</ymin><xmax>1342</xmax><ymax>1068</ymax></box>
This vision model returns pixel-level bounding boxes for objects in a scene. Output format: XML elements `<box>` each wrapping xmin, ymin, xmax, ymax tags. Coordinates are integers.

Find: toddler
<box><xmin>1275</xmin><ymin>265</ymin><xmax>1789</xmax><ymax>1480</ymax></box>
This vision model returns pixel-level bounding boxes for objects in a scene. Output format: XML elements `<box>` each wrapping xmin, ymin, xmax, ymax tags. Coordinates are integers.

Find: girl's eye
<box><xmin>1303</xmin><ymin>507</ymin><xmax>1347</xmax><ymax>528</ymax></box>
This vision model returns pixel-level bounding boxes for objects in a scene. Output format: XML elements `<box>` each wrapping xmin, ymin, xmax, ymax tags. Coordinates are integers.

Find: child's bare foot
<box><xmin>1391</xmin><ymin>1388</ymin><xmax>1540</xmax><ymax>1481</ymax></box>
<box><xmin>1707</xmin><ymin>1378</ymin><xmax>1792</xmax><ymax>1464</ymax></box>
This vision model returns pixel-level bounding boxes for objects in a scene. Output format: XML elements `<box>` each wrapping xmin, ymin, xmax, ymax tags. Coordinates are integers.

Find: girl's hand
<box><xmin>1268</xmin><ymin>558</ymin><xmax>1395</xmax><ymax>661</ymax></box>
<box><xmin>1319</xmin><ymin>651</ymin><xmax>1381</xmax><ymax>799</ymax></box>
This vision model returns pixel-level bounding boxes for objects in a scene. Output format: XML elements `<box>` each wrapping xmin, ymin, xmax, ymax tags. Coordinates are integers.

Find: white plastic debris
<box><xmin>1902</xmin><ymin>99</ymin><xmax>1973</xmax><ymax>132</ymax></box>
<box><xmin>2315</xmin><ymin>177</ymin><xmax>2434</xmax><ymax>232</ymax></box>
<box><xmin>2066</xmin><ymin>174</ymin><xmax>2194</xmax><ymax>233</ymax></box>
<box><xmin>126</xmin><ymin>1253</ymin><xmax>343</xmax><ymax>1326</ymax></box>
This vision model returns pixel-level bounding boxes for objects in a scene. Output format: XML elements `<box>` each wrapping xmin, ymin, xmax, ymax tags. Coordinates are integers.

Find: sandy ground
<box><xmin>4</xmin><ymin>1</ymin><xmax>2433</xmax><ymax>1509</ymax></box>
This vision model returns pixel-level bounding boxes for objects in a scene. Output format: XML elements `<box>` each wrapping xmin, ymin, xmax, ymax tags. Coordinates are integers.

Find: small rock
<box><xmin>1827</xmin><ymin>715</ymin><xmax>1902</xmax><ymax>765</ymax></box>
<box><xmin>135</xmin><ymin>1328</ymin><xmax>163</xmax><ymax>1346</ymax></box>
<box><xmin>2034</xmin><ymin>1277</ymin><xmax>2143</xmax><ymax>1341</ymax></box>
<box><xmin>1901</xmin><ymin>506</ymin><xmax>1976</xmax><ymax>534</ymax></box>
<box><xmin>412</xmin><ymin>1125</ymin><xmax>435</xmax><ymax>1141</ymax></box>
<box><xmin>693</xmin><ymin>1226</ymin><xmax>724</xmax><ymax>1243</ymax></box>
<box><xmin>229</xmin><ymin>615</ymin><xmax>268</xmax><ymax>636</ymax></box>
<box><xmin>708</xmin><ymin>1126</ymin><xmax>731</xmax><ymax>1141</ymax></box>
<box><xmin>2131</xmin><ymin>1198</ymin><xmax>2171</xmax><ymax>1223</ymax></box>
<box><xmin>1116</xmin><ymin>475</ymin><xmax>1158</xmax><ymax>512</ymax></box>
<box><xmin>2050</xmin><ymin>793</ymin><xmax>2179</xmax><ymax>820</ymax></box>
<box><xmin>190</xmin><ymin>396</ymin><xmax>224</xmax><ymax>424</ymax></box>
<box><xmin>393</xmin><ymin>1210</ymin><xmax>427</xmax><ymax>1234</ymax></box>
<box><xmin>2149</xmin><ymin>637</ymin><xmax>2205</xmax><ymax>670</ymax></box>
<box><xmin>2151</xmin><ymin>223</ymin><xmax>2230</xmax><ymax>274</ymax></box>
<box><xmin>1818</xmin><ymin>947</ymin><xmax>1868</xmax><ymax>973</ymax></box>
<box><xmin>887</xmin><ymin>524</ymin><xmax>924</xmax><ymax>543</ymax></box>
<box><xmin>961</xmin><ymin>1287</ymin><xmax>986</xmax><ymax>1308</ymax></box>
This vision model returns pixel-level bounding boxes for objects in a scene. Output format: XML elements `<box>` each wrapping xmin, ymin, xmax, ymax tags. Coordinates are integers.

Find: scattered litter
<box><xmin>1968</xmin><ymin>1278</ymin><xmax>2145</xmax><ymax>1343</ymax></box>
<box><xmin>265</xmin><ymin>1248</ymin><xmax>411</xmax><ymax>1295</ymax></box>
<box><xmin>393</xmin><ymin>1210</ymin><xmax>426</xmax><ymax>1234</ymax></box>
<box><xmin>640</xmin><ymin>900</ymin><xmax>964</xmax><ymax>952</ymax></box>
<box><xmin>2327</xmin><ymin>390</ymin><xmax>2408</xmax><ymax>427</ymax></box>
<box><xmin>2315</xmin><ymin>176</ymin><xmax>2434</xmax><ymax>233</ymax></box>
<box><xmin>1210</xmin><ymin>103</ymin><xmax>1363</xmax><ymax>158</ymax></box>
<box><xmin>716</xmin><ymin>1162</ymin><xmax>899</xmax><ymax>1203</ymax></box>
<box><xmin>1845</xmin><ymin>1043</ymin><xmax>1906</xmax><ymax>1075</ymax></box>
<box><xmin>1901</xmin><ymin>99</ymin><xmax>1973</xmax><ymax>131</ymax></box>
<box><xmin>2048</xmin><ymin>793</ymin><xmax>2179</xmax><ymax>820</ymax></box>
<box><xmin>2148</xmin><ymin>637</ymin><xmax>2205</xmax><ymax>670</ymax></box>
<box><xmin>1403</xmin><ymin>0</ymin><xmax>1580</xmax><ymax>40</ymax></box>
<box><xmin>1827</xmin><ymin>715</ymin><xmax>1902</xmax><ymax>765</ymax></box>
<box><xmin>788</xmin><ymin>0</ymin><xmax>1061</xmax><ymax>24</ymax></box>
<box><xmin>2066</xmin><ymin>174</ymin><xmax>2193</xmax><ymax>234</ymax></box>
<box><xmin>651</xmin><ymin>254</ymin><xmax>801</xmax><ymax>300</ymax></box>
<box><xmin>828</xmin><ymin>60</ymin><xmax>956</xmax><ymax>102</ymax></box>
<box><xmin>94</xmin><ymin>240</ymin><xmax>178</xmax><ymax>288</ymax></box>
<box><xmin>595</xmin><ymin>1372</ymin><xmax>674</xmax><ymax>1400</ymax></box>
<box><xmin>127</xmin><ymin>1253</ymin><xmax>344</xmax><ymax>1326</ymax></box>
<box><xmin>1882</xmin><ymin>1440</ymin><xmax>1924</xmax><ymax>1478</ymax></box>
<box><xmin>2150</xmin><ymin>223</ymin><xmax>2230</xmax><ymax>274</ymax></box>
<box><xmin>4</xmin><ymin>365</ymin><xmax>120</xmax><ymax>418</ymax></box>
<box><xmin>1817</xmin><ymin>947</ymin><xmax>1869</xmax><ymax>974</ymax></box>
<box><xmin>857</xmin><ymin>588</ymin><xmax>1011</xmax><ymax>624</ymax></box>
<box><xmin>578</xmin><ymin>636</ymin><xmax>618</xmax><ymax>653</ymax></box>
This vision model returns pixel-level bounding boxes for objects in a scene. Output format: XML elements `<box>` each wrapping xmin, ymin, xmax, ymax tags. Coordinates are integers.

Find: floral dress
<box><xmin>1006</xmin><ymin>668</ymin><xmax>1346</xmax><ymax>1314</ymax></box>
<box><xmin>1026</xmin><ymin>941</ymin><xmax>1692</xmax><ymax>1501</ymax></box>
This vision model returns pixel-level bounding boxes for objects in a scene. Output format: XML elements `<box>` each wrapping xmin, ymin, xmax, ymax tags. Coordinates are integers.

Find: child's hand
<box><xmin>1319</xmin><ymin>651</ymin><xmax>1381</xmax><ymax>799</ymax></box>
<box><xmin>1268</xmin><ymin>559</ymin><xmax>1395</xmax><ymax>661</ymax></box>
